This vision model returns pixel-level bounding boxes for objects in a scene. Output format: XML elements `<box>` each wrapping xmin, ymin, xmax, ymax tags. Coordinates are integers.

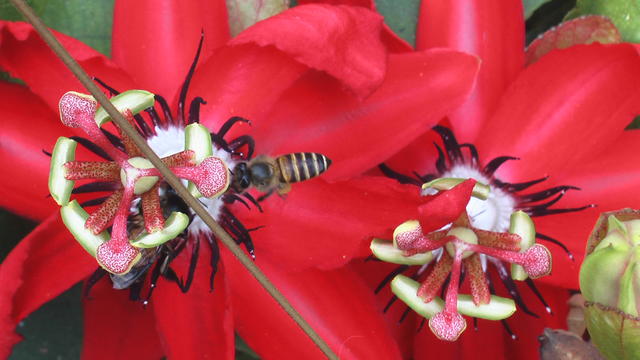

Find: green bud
<box><xmin>566</xmin><ymin>0</ymin><xmax>640</xmax><ymax>43</ymax></box>
<box><xmin>580</xmin><ymin>209</ymin><xmax>640</xmax><ymax>359</ymax></box>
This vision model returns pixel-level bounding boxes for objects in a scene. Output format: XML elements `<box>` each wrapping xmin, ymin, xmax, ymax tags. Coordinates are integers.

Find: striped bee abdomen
<box><xmin>277</xmin><ymin>152</ymin><xmax>332</xmax><ymax>183</ymax></box>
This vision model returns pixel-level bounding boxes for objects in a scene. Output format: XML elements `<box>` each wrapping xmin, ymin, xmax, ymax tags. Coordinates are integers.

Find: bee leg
<box><xmin>142</xmin><ymin>261</ymin><xmax>162</xmax><ymax>305</ymax></box>
<box><xmin>222</xmin><ymin>193</ymin><xmax>251</xmax><ymax>210</ymax></box>
<box><xmin>220</xmin><ymin>207</ymin><xmax>255</xmax><ymax>259</ymax></box>
<box><xmin>276</xmin><ymin>183</ymin><xmax>291</xmax><ymax>198</ymax></box>
<box><xmin>206</xmin><ymin>233</ymin><xmax>220</xmax><ymax>291</ymax></box>
<box><xmin>228</xmin><ymin>135</ymin><xmax>255</xmax><ymax>160</ymax></box>
<box><xmin>257</xmin><ymin>189</ymin><xmax>275</xmax><ymax>202</ymax></box>
<box><xmin>162</xmin><ymin>267</ymin><xmax>185</xmax><ymax>290</ymax></box>
<box><xmin>242</xmin><ymin>192</ymin><xmax>263</xmax><ymax>213</ymax></box>
<box><xmin>128</xmin><ymin>274</ymin><xmax>147</xmax><ymax>302</ymax></box>
<box><xmin>83</xmin><ymin>268</ymin><xmax>107</xmax><ymax>298</ymax></box>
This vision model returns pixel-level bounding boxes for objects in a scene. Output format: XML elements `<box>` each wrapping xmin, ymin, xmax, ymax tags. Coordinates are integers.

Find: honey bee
<box><xmin>231</xmin><ymin>152</ymin><xmax>332</xmax><ymax>195</ymax></box>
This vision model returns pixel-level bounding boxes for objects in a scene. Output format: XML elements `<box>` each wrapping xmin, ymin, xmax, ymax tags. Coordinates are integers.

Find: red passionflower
<box><xmin>0</xmin><ymin>1</ymin><xmax>480</xmax><ymax>359</ymax></box>
<box><xmin>293</xmin><ymin>0</ymin><xmax>640</xmax><ymax>358</ymax></box>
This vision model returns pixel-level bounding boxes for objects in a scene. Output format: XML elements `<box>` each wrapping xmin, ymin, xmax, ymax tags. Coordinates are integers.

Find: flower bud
<box><xmin>580</xmin><ymin>209</ymin><xmax>640</xmax><ymax>359</ymax></box>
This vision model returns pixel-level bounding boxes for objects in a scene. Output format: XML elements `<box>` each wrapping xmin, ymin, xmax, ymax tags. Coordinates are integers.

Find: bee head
<box><xmin>231</xmin><ymin>162</ymin><xmax>251</xmax><ymax>192</ymax></box>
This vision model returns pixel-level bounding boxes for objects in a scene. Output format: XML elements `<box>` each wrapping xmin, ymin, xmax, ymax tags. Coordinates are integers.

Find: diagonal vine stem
<box><xmin>8</xmin><ymin>1</ymin><xmax>338</xmax><ymax>358</ymax></box>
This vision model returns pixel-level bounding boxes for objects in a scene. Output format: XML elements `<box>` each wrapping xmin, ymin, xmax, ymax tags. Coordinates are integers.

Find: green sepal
<box><xmin>619</xmin><ymin>259</ymin><xmax>639</xmax><ymax>316</ymax></box>
<box><xmin>457</xmin><ymin>294</ymin><xmax>516</xmax><ymax>320</ymax></box>
<box><xmin>422</xmin><ymin>177</ymin><xmax>490</xmax><ymax>200</ymax></box>
<box><xmin>509</xmin><ymin>211</ymin><xmax>536</xmax><ymax>281</ymax></box>
<box><xmin>580</xmin><ymin>244</ymin><xmax>632</xmax><ymax>307</ymax></box>
<box><xmin>60</xmin><ymin>200</ymin><xmax>109</xmax><ymax>257</ymax></box>
<box><xmin>49</xmin><ymin>137</ymin><xmax>77</xmax><ymax>206</ymax></box>
<box><xmin>391</xmin><ymin>275</ymin><xmax>516</xmax><ymax>320</ymax></box>
<box><xmin>391</xmin><ymin>275</ymin><xmax>444</xmax><ymax>318</ymax></box>
<box><xmin>585</xmin><ymin>303</ymin><xmax>640</xmax><ymax>360</ymax></box>
<box><xmin>130</xmin><ymin>211</ymin><xmax>189</xmax><ymax>248</ymax></box>
<box><xmin>370</xmin><ymin>238</ymin><xmax>433</xmax><ymax>265</ymax></box>
<box><xmin>608</xmin><ymin>215</ymin><xmax>628</xmax><ymax>236</ymax></box>
<box><xmin>185</xmin><ymin>123</ymin><xmax>214</xmax><ymax>198</ymax></box>
<box><xmin>94</xmin><ymin>90</ymin><xmax>155</xmax><ymax>126</ymax></box>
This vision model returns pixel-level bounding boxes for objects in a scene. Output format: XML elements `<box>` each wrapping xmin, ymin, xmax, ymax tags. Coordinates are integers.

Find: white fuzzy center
<box><xmin>146</xmin><ymin>126</ymin><xmax>237</xmax><ymax>233</ymax></box>
<box><xmin>442</xmin><ymin>165</ymin><xmax>515</xmax><ymax>232</ymax></box>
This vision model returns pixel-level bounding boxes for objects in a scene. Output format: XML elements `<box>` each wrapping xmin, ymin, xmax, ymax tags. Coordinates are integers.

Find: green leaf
<box><xmin>524</xmin><ymin>0</ymin><xmax>553</xmax><ymax>19</ymax></box>
<box><xmin>235</xmin><ymin>334</ymin><xmax>261</xmax><ymax>360</ymax></box>
<box><xmin>0</xmin><ymin>0</ymin><xmax>114</xmax><ymax>55</ymax></box>
<box><xmin>566</xmin><ymin>0</ymin><xmax>640</xmax><ymax>43</ymax></box>
<box><xmin>375</xmin><ymin>0</ymin><xmax>420</xmax><ymax>46</ymax></box>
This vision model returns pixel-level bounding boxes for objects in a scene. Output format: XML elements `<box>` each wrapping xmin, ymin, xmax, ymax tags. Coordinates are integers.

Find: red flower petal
<box><xmin>0</xmin><ymin>82</ymin><xmax>64</xmax><ymax>220</ymax></box>
<box><xmin>152</xmin><ymin>238</ymin><xmax>234</xmax><ymax>360</ymax></box>
<box><xmin>222</xmin><ymin>248</ymin><xmax>403</xmax><ymax>360</ymax></box>
<box><xmin>417</xmin><ymin>0</ymin><xmax>525</xmax><ymax>142</ymax></box>
<box><xmin>190</xmin><ymin>44</ymin><xmax>307</xmax><ymax>134</ymax></box>
<box><xmin>532</xmin><ymin>131</ymin><xmax>640</xmax><ymax>289</ymax></box>
<box><xmin>382</xmin><ymin>127</ymin><xmax>441</xmax><ymax>179</ymax></box>
<box><xmin>418</xmin><ymin>179</ymin><xmax>475</xmax><ymax>233</ymax></box>
<box><xmin>238</xmin><ymin>177</ymin><xmax>425</xmax><ymax>271</ymax></box>
<box><xmin>253</xmin><ymin>49</ymin><xmax>479</xmax><ymax>180</ymax></box>
<box><xmin>112</xmin><ymin>0</ymin><xmax>230</xmax><ymax>101</ymax></box>
<box><xmin>0</xmin><ymin>214</ymin><xmax>96</xmax><ymax>357</ymax></box>
<box><xmin>230</xmin><ymin>4</ymin><xmax>386</xmax><ymax>98</ymax></box>
<box><xmin>0</xmin><ymin>21</ymin><xmax>136</xmax><ymax>114</ymax></box>
<box><xmin>477</xmin><ymin>43</ymin><xmax>640</xmax><ymax>182</ymax></box>
<box><xmin>82</xmin><ymin>279</ymin><xmax>164</xmax><ymax>360</ymax></box>
<box><xmin>349</xmin><ymin>261</ymin><xmax>418</xmax><ymax>358</ymax></box>
<box><xmin>297</xmin><ymin>0</ymin><xmax>414</xmax><ymax>53</ymax></box>
<box><xmin>526</xmin><ymin>16</ymin><xmax>621</xmax><ymax>66</ymax></box>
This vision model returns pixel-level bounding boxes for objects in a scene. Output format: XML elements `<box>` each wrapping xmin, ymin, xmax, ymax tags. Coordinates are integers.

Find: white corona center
<box><xmin>146</xmin><ymin>126</ymin><xmax>237</xmax><ymax>234</ymax></box>
<box><xmin>441</xmin><ymin>165</ymin><xmax>516</xmax><ymax>232</ymax></box>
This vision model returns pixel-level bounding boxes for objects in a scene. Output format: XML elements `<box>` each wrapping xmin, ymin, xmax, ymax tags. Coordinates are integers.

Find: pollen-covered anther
<box><xmin>521</xmin><ymin>244</ymin><xmax>552</xmax><ymax>279</ymax></box>
<box><xmin>58</xmin><ymin>91</ymin><xmax>98</xmax><ymax>129</ymax></box>
<box><xmin>393</xmin><ymin>220</ymin><xmax>424</xmax><ymax>250</ymax></box>
<box><xmin>429</xmin><ymin>311</ymin><xmax>467</xmax><ymax>342</ymax></box>
<box><xmin>96</xmin><ymin>241</ymin><xmax>141</xmax><ymax>275</ymax></box>
<box><xmin>172</xmin><ymin>156</ymin><xmax>230</xmax><ymax>198</ymax></box>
